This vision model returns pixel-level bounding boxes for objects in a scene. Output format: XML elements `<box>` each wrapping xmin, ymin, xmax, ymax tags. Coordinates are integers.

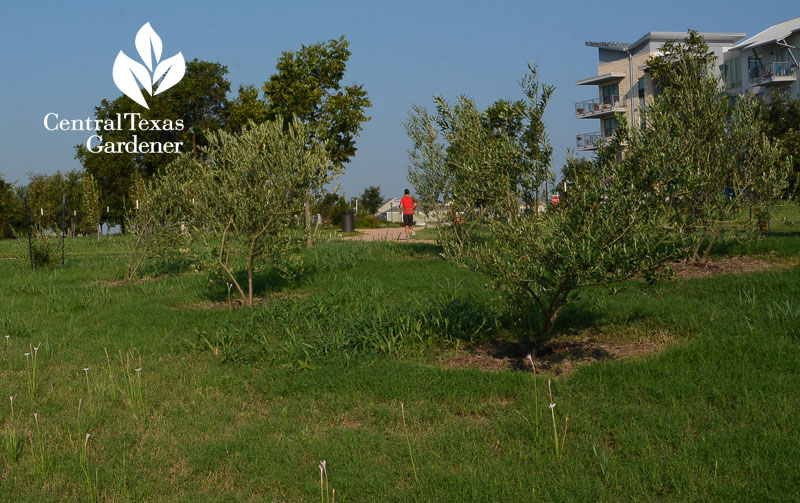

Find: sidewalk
<box><xmin>341</xmin><ymin>227</ymin><xmax>433</xmax><ymax>243</ymax></box>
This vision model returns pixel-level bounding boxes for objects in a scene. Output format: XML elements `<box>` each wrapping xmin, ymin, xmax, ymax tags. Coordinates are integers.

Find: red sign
<box><xmin>551</xmin><ymin>195</ymin><xmax>560</xmax><ymax>204</ymax></box>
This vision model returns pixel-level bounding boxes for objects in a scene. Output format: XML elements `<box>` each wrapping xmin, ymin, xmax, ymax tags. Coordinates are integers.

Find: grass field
<box><xmin>0</xmin><ymin>223</ymin><xmax>798</xmax><ymax>501</ymax></box>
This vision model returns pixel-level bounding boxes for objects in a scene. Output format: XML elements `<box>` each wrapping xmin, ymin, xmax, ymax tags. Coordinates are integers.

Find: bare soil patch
<box><xmin>666</xmin><ymin>254</ymin><xmax>796</xmax><ymax>279</ymax></box>
<box><xmin>186</xmin><ymin>290</ymin><xmax>309</xmax><ymax>311</ymax></box>
<box><xmin>441</xmin><ymin>331</ymin><xmax>675</xmax><ymax>376</ymax></box>
<box><xmin>95</xmin><ymin>277</ymin><xmax>157</xmax><ymax>287</ymax></box>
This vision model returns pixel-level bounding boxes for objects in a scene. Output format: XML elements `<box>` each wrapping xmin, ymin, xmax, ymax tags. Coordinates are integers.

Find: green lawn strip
<box><xmin>0</xmin><ymin>236</ymin><xmax>798</xmax><ymax>501</ymax></box>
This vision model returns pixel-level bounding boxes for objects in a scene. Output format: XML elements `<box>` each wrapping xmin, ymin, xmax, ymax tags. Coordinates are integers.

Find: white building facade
<box><xmin>722</xmin><ymin>18</ymin><xmax>800</xmax><ymax>102</ymax></box>
<box><xmin>575</xmin><ymin>31</ymin><xmax>745</xmax><ymax>151</ymax></box>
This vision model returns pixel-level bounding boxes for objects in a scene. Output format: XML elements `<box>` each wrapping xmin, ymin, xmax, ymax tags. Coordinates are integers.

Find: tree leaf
<box><xmin>153</xmin><ymin>52</ymin><xmax>186</xmax><ymax>96</ymax></box>
<box><xmin>135</xmin><ymin>22</ymin><xmax>162</xmax><ymax>71</ymax></box>
<box><xmin>112</xmin><ymin>51</ymin><xmax>152</xmax><ymax>109</ymax></box>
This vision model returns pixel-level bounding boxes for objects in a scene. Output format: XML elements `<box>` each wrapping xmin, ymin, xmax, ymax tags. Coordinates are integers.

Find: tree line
<box><xmin>1</xmin><ymin>35</ymin><xmax>371</xmax><ymax>239</ymax></box>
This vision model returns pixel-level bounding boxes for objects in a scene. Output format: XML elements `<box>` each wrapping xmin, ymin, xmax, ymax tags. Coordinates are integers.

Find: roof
<box><xmin>575</xmin><ymin>72</ymin><xmax>626</xmax><ymax>86</ymax></box>
<box><xmin>732</xmin><ymin>17</ymin><xmax>800</xmax><ymax>50</ymax></box>
<box><xmin>587</xmin><ymin>31</ymin><xmax>745</xmax><ymax>53</ymax></box>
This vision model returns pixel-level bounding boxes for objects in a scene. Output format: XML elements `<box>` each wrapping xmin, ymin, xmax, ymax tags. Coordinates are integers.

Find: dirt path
<box><xmin>342</xmin><ymin>227</ymin><xmax>433</xmax><ymax>243</ymax></box>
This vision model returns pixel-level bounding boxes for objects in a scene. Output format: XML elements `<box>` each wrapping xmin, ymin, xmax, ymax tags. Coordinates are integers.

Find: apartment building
<box><xmin>722</xmin><ymin>17</ymin><xmax>800</xmax><ymax>101</ymax></box>
<box><xmin>575</xmin><ymin>31</ymin><xmax>744</xmax><ymax>151</ymax></box>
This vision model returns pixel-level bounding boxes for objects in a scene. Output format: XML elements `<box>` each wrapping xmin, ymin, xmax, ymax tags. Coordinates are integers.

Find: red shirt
<box><xmin>400</xmin><ymin>195</ymin><xmax>415</xmax><ymax>215</ymax></box>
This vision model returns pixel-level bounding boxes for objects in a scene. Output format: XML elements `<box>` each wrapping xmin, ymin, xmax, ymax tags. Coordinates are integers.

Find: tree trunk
<box><xmin>304</xmin><ymin>189</ymin><xmax>312</xmax><ymax>248</ymax></box>
<box><xmin>247</xmin><ymin>253</ymin><xmax>254</xmax><ymax>306</ymax></box>
<box><xmin>701</xmin><ymin>228</ymin><xmax>719</xmax><ymax>264</ymax></box>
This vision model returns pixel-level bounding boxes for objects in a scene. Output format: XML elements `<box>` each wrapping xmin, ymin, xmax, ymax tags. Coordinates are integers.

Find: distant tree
<box><xmin>81</xmin><ymin>173</ymin><xmax>102</xmax><ymax>240</ymax></box>
<box><xmin>0</xmin><ymin>174</ymin><xmax>22</xmax><ymax>238</ymax></box>
<box><xmin>405</xmin><ymin>105</ymin><xmax>447</xmax><ymax>213</ymax></box>
<box><xmin>227</xmin><ymin>85</ymin><xmax>270</xmax><ymax>133</ymax></box>
<box><xmin>75</xmin><ymin>59</ymin><xmax>231</xmax><ymax>231</ymax></box>
<box><xmin>313</xmin><ymin>191</ymin><xmax>342</xmax><ymax>225</ymax></box>
<box><xmin>26</xmin><ymin>175</ymin><xmax>54</xmax><ymax>233</ymax></box>
<box><xmin>263</xmin><ymin>35</ymin><xmax>371</xmax><ymax>247</ymax></box>
<box><xmin>359</xmin><ymin>186</ymin><xmax>383</xmax><ymax>215</ymax></box>
<box><xmin>406</xmin><ymin>67</ymin><xmax>552</xmax><ymax>220</ymax></box>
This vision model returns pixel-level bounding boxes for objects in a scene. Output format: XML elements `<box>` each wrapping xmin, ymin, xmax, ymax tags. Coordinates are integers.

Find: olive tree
<box><xmin>407</xmin><ymin>67</ymin><xmax>687</xmax><ymax>346</ymax></box>
<box><xmin>190</xmin><ymin>119</ymin><xmax>328</xmax><ymax>305</ymax></box>
<box><xmin>643</xmin><ymin>31</ymin><xmax>789</xmax><ymax>262</ymax></box>
<box><xmin>125</xmin><ymin>167</ymin><xmax>193</xmax><ymax>280</ymax></box>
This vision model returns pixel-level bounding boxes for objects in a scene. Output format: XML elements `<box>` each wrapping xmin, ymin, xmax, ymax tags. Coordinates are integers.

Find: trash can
<box><xmin>341</xmin><ymin>210</ymin><xmax>355</xmax><ymax>233</ymax></box>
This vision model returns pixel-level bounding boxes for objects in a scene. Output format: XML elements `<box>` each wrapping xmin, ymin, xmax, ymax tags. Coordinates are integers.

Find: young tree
<box><xmin>643</xmin><ymin>31</ymin><xmax>789</xmax><ymax>261</ymax></box>
<box><xmin>407</xmin><ymin>67</ymin><xmax>688</xmax><ymax>347</ymax></box>
<box><xmin>81</xmin><ymin>173</ymin><xmax>102</xmax><ymax>240</ymax></box>
<box><xmin>359</xmin><ymin>186</ymin><xmax>383</xmax><ymax>215</ymax></box>
<box><xmin>405</xmin><ymin>104</ymin><xmax>448</xmax><ymax>214</ymax></box>
<box><xmin>263</xmin><ymin>36</ymin><xmax>371</xmax><ymax>247</ymax></box>
<box><xmin>125</xmin><ymin>166</ymin><xmax>193</xmax><ymax>279</ymax></box>
<box><xmin>186</xmin><ymin>119</ymin><xmax>328</xmax><ymax>305</ymax></box>
<box><xmin>763</xmin><ymin>96</ymin><xmax>800</xmax><ymax>200</ymax></box>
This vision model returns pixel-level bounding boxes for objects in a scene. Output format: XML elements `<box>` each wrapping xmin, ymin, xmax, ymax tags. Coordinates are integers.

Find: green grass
<box><xmin>0</xmin><ymin>232</ymin><xmax>798</xmax><ymax>501</ymax></box>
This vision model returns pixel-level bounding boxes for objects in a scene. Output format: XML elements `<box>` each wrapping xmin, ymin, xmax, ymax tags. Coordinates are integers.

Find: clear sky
<box><xmin>1</xmin><ymin>0</ymin><xmax>797</xmax><ymax>200</ymax></box>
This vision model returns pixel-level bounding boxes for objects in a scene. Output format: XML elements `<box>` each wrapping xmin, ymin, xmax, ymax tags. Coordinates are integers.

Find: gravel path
<box><xmin>341</xmin><ymin>227</ymin><xmax>433</xmax><ymax>243</ymax></box>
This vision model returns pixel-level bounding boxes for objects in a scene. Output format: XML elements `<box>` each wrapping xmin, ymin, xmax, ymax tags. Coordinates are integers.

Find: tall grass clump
<box><xmin>78</xmin><ymin>433</ymin><xmax>98</xmax><ymax>503</ymax></box>
<box><xmin>4</xmin><ymin>395</ymin><xmax>20</xmax><ymax>463</ymax></box>
<box><xmin>26</xmin><ymin>342</ymin><xmax>41</xmax><ymax>397</ymax></box>
<box><xmin>119</xmin><ymin>349</ymin><xmax>145</xmax><ymax>422</ymax></box>
<box><xmin>28</xmin><ymin>412</ymin><xmax>48</xmax><ymax>477</ymax></box>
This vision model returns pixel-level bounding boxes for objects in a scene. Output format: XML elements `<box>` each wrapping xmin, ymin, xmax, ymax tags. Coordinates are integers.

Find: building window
<box><xmin>603</xmin><ymin>116</ymin><xmax>618</xmax><ymax>138</ymax></box>
<box><xmin>748</xmin><ymin>55</ymin><xmax>763</xmax><ymax>81</ymax></box>
<box><xmin>602</xmin><ymin>83</ymin><xmax>620</xmax><ymax>105</ymax></box>
<box><xmin>637</xmin><ymin>77</ymin><xmax>645</xmax><ymax>99</ymax></box>
<box><xmin>723</xmin><ymin>58</ymin><xmax>742</xmax><ymax>90</ymax></box>
<box><xmin>776</xmin><ymin>47</ymin><xmax>790</xmax><ymax>64</ymax></box>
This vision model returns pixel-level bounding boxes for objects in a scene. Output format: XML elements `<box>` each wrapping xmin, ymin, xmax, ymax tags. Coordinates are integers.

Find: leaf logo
<box><xmin>112</xmin><ymin>22</ymin><xmax>185</xmax><ymax>109</ymax></box>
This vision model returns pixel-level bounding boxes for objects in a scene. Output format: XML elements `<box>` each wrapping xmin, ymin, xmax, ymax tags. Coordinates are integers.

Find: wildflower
<box><xmin>135</xmin><ymin>368</ymin><xmax>142</xmax><ymax>373</ymax></box>
<box><xmin>25</xmin><ymin>352</ymin><xmax>30</xmax><ymax>360</ymax></box>
<box><xmin>526</xmin><ymin>354</ymin><xmax>536</xmax><ymax>374</ymax></box>
<box><xmin>34</xmin><ymin>343</ymin><xmax>41</xmax><ymax>354</ymax></box>
<box><xmin>549</xmin><ymin>403</ymin><xmax>556</xmax><ymax>410</ymax></box>
<box><xmin>33</xmin><ymin>412</ymin><xmax>39</xmax><ymax>426</ymax></box>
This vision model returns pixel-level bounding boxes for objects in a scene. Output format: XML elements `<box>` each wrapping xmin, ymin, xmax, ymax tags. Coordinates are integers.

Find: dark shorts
<box><xmin>403</xmin><ymin>214</ymin><xmax>414</xmax><ymax>226</ymax></box>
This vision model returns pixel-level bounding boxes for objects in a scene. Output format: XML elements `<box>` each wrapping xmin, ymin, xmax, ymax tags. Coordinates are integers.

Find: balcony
<box><xmin>575</xmin><ymin>95</ymin><xmax>626</xmax><ymax>119</ymax></box>
<box><xmin>576</xmin><ymin>131</ymin><xmax>603</xmax><ymax>151</ymax></box>
<box><xmin>749</xmin><ymin>62</ymin><xmax>797</xmax><ymax>86</ymax></box>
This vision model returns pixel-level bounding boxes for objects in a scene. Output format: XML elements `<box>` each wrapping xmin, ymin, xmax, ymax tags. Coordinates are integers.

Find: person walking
<box><xmin>400</xmin><ymin>189</ymin><xmax>416</xmax><ymax>240</ymax></box>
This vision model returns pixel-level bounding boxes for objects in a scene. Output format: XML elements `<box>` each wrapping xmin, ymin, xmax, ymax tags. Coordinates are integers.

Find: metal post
<box><xmin>23</xmin><ymin>187</ymin><xmax>34</xmax><ymax>270</ymax></box>
<box><xmin>61</xmin><ymin>191</ymin><xmax>66</xmax><ymax>266</ymax></box>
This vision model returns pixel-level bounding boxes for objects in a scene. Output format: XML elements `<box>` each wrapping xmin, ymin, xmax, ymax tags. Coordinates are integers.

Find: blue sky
<box><xmin>1</xmin><ymin>0</ymin><xmax>797</xmax><ymax>200</ymax></box>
